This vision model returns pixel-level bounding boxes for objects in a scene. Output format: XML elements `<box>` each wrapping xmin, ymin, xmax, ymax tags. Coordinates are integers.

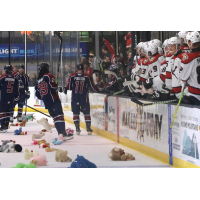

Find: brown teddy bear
<box><xmin>108</xmin><ymin>147</ymin><xmax>135</xmax><ymax>161</ymax></box>
<box><xmin>19</xmin><ymin>120</ymin><xmax>26</xmax><ymax>127</ymax></box>
<box><xmin>55</xmin><ymin>150</ymin><xmax>72</xmax><ymax>162</ymax></box>
<box><xmin>45</xmin><ymin>147</ymin><xmax>58</xmax><ymax>152</ymax></box>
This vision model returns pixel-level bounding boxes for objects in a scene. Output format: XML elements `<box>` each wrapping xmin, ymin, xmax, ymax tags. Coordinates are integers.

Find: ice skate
<box><xmin>61</xmin><ymin>131</ymin><xmax>74</xmax><ymax>141</ymax></box>
<box><xmin>75</xmin><ymin>122</ymin><xmax>81</xmax><ymax>135</ymax></box>
<box><xmin>0</xmin><ymin>127</ymin><xmax>7</xmax><ymax>133</ymax></box>
<box><xmin>86</xmin><ymin>122</ymin><xmax>93</xmax><ymax>135</ymax></box>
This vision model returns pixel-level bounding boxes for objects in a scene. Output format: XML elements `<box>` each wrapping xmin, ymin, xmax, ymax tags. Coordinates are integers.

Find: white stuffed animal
<box><xmin>37</xmin><ymin>118</ymin><xmax>52</xmax><ymax>133</ymax></box>
<box><xmin>24</xmin><ymin>148</ymin><xmax>39</xmax><ymax>160</ymax></box>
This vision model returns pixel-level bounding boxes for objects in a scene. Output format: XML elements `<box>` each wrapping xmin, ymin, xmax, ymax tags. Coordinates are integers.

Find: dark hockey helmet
<box><xmin>38</xmin><ymin>62</ymin><xmax>50</xmax><ymax>73</ymax></box>
<box><xmin>18</xmin><ymin>64</ymin><xmax>25</xmax><ymax>70</ymax></box>
<box><xmin>4</xmin><ymin>65</ymin><xmax>13</xmax><ymax>74</ymax></box>
<box><xmin>76</xmin><ymin>63</ymin><xmax>84</xmax><ymax>72</ymax></box>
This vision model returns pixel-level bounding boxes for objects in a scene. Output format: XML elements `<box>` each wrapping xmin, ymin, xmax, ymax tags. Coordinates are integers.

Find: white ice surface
<box><xmin>0</xmin><ymin>112</ymin><xmax>171</xmax><ymax>168</ymax></box>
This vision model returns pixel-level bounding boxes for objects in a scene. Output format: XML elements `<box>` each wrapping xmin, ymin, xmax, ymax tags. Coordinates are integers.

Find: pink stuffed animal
<box><xmin>30</xmin><ymin>155</ymin><xmax>47</xmax><ymax>166</ymax></box>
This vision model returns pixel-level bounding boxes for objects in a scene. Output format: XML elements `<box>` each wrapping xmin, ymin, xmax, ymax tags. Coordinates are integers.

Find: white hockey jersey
<box><xmin>179</xmin><ymin>49</ymin><xmax>200</xmax><ymax>101</ymax></box>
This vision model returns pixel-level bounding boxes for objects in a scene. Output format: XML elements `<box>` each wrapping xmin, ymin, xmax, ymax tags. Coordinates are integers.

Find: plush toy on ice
<box><xmin>55</xmin><ymin>150</ymin><xmax>72</xmax><ymax>162</ymax></box>
<box><xmin>69</xmin><ymin>155</ymin><xmax>97</xmax><ymax>168</ymax></box>
<box><xmin>31</xmin><ymin>139</ymin><xmax>50</xmax><ymax>148</ymax></box>
<box><xmin>0</xmin><ymin>140</ymin><xmax>22</xmax><ymax>153</ymax></box>
<box><xmin>37</xmin><ymin>118</ymin><xmax>52</xmax><ymax>132</ymax></box>
<box><xmin>14</xmin><ymin>127</ymin><xmax>27</xmax><ymax>135</ymax></box>
<box><xmin>30</xmin><ymin>155</ymin><xmax>47</xmax><ymax>166</ymax></box>
<box><xmin>108</xmin><ymin>147</ymin><xmax>135</xmax><ymax>161</ymax></box>
<box><xmin>24</xmin><ymin>148</ymin><xmax>39</xmax><ymax>159</ymax></box>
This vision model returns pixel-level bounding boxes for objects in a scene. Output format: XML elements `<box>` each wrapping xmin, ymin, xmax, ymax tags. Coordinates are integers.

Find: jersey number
<box><xmin>142</xmin><ymin>69</ymin><xmax>146</xmax><ymax>74</ymax></box>
<box><xmin>75</xmin><ymin>81</ymin><xmax>84</xmax><ymax>94</ymax></box>
<box><xmin>7</xmin><ymin>82</ymin><xmax>14</xmax><ymax>93</ymax></box>
<box><xmin>38</xmin><ymin>82</ymin><xmax>48</xmax><ymax>98</ymax></box>
<box><xmin>153</xmin><ymin>66</ymin><xmax>157</xmax><ymax>72</ymax></box>
<box><xmin>197</xmin><ymin>66</ymin><xmax>200</xmax><ymax>84</ymax></box>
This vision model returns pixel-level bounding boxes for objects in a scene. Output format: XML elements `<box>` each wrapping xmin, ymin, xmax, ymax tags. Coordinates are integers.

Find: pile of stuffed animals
<box><xmin>0</xmin><ymin>116</ymin><xmax>136</xmax><ymax>168</ymax></box>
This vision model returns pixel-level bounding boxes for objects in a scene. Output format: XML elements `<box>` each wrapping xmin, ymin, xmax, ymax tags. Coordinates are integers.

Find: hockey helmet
<box><xmin>186</xmin><ymin>31</ymin><xmax>200</xmax><ymax>45</ymax></box>
<box><xmin>4</xmin><ymin>65</ymin><xmax>13</xmax><ymax>74</ymax></box>
<box><xmin>178</xmin><ymin>31</ymin><xmax>189</xmax><ymax>44</ymax></box>
<box><xmin>18</xmin><ymin>64</ymin><xmax>25</xmax><ymax>70</ymax></box>
<box><xmin>150</xmin><ymin>39</ymin><xmax>162</xmax><ymax>48</ymax></box>
<box><xmin>143</xmin><ymin>43</ymin><xmax>158</xmax><ymax>57</ymax></box>
<box><xmin>77</xmin><ymin>63</ymin><xmax>84</xmax><ymax>72</ymax></box>
<box><xmin>162</xmin><ymin>39</ymin><xmax>169</xmax><ymax>49</ymax></box>
<box><xmin>38</xmin><ymin>62</ymin><xmax>50</xmax><ymax>73</ymax></box>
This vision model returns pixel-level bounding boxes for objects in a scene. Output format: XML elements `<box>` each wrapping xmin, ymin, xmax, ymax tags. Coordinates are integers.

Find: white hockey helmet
<box><xmin>136</xmin><ymin>42</ymin><xmax>144</xmax><ymax>55</ymax></box>
<box><xmin>150</xmin><ymin>39</ymin><xmax>162</xmax><ymax>48</ymax></box>
<box><xmin>144</xmin><ymin>43</ymin><xmax>158</xmax><ymax>57</ymax></box>
<box><xmin>178</xmin><ymin>31</ymin><xmax>189</xmax><ymax>44</ymax></box>
<box><xmin>186</xmin><ymin>31</ymin><xmax>200</xmax><ymax>44</ymax></box>
<box><xmin>162</xmin><ymin>39</ymin><xmax>169</xmax><ymax>49</ymax></box>
<box><xmin>168</xmin><ymin>37</ymin><xmax>181</xmax><ymax>45</ymax></box>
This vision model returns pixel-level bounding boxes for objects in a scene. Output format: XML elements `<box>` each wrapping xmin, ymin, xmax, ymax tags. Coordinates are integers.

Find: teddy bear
<box><xmin>19</xmin><ymin>120</ymin><xmax>26</xmax><ymax>127</ymax></box>
<box><xmin>30</xmin><ymin>155</ymin><xmax>47</xmax><ymax>166</ymax></box>
<box><xmin>45</xmin><ymin>147</ymin><xmax>58</xmax><ymax>152</ymax></box>
<box><xmin>24</xmin><ymin>148</ymin><xmax>39</xmax><ymax>160</ymax></box>
<box><xmin>31</xmin><ymin>139</ymin><xmax>50</xmax><ymax>148</ymax></box>
<box><xmin>37</xmin><ymin>118</ymin><xmax>52</xmax><ymax>133</ymax></box>
<box><xmin>108</xmin><ymin>147</ymin><xmax>135</xmax><ymax>161</ymax></box>
<box><xmin>32</xmin><ymin>132</ymin><xmax>45</xmax><ymax>139</ymax></box>
<box><xmin>55</xmin><ymin>150</ymin><xmax>72</xmax><ymax>162</ymax></box>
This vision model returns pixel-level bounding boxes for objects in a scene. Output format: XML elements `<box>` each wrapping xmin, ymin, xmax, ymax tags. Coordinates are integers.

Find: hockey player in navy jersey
<box><xmin>63</xmin><ymin>64</ymin><xmax>99</xmax><ymax>135</ymax></box>
<box><xmin>0</xmin><ymin>65</ymin><xmax>19</xmax><ymax>132</ymax></box>
<box><xmin>10</xmin><ymin>64</ymin><xmax>30</xmax><ymax>122</ymax></box>
<box><xmin>35</xmin><ymin>62</ymin><xmax>73</xmax><ymax>141</ymax></box>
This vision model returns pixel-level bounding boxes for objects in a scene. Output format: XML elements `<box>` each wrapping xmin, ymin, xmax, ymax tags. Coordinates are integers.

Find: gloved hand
<box><xmin>143</xmin><ymin>77</ymin><xmax>153</xmax><ymax>90</ymax></box>
<box><xmin>25</xmin><ymin>91</ymin><xmax>30</xmax><ymax>99</ymax></box>
<box><xmin>58</xmin><ymin>87</ymin><xmax>63</xmax><ymax>93</ymax></box>
<box><xmin>58</xmin><ymin>87</ymin><xmax>67</xmax><ymax>94</ymax></box>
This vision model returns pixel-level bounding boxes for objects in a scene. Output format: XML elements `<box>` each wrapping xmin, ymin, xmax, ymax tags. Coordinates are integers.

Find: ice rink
<box><xmin>0</xmin><ymin>112</ymin><xmax>171</xmax><ymax>168</ymax></box>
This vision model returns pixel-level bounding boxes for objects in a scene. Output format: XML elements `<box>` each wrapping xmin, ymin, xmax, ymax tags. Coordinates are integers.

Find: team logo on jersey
<box><xmin>150</xmin><ymin>57</ymin><xmax>155</xmax><ymax>62</ymax></box>
<box><xmin>143</xmin><ymin>59</ymin><xmax>148</xmax><ymax>64</ymax></box>
<box><xmin>182</xmin><ymin>53</ymin><xmax>188</xmax><ymax>61</ymax></box>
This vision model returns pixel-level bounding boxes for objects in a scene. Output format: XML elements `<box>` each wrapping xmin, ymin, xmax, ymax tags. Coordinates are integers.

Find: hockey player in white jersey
<box><xmin>179</xmin><ymin>31</ymin><xmax>200</xmax><ymax>105</ymax></box>
<box><xmin>167</xmin><ymin>36</ymin><xmax>185</xmax><ymax>99</ymax></box>
<box><xmin>177</xmin><ymin>31</ymin><xmax>190</xmax><ymax>53</ymax></box>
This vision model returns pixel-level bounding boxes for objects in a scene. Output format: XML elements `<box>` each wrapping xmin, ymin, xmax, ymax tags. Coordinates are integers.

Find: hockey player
<box><xmin>10</xmin><ymin>64</ymin><xmax>30</xmax><ymax>122</ymax></box>
<box><xmin>65</xmin><ymin>64</ymin><xmax>100</xmax><ymax>135</ymax></box>
<box><xmin>0</xmin><ymin>65</ymin><xmax>19</xmax><ymax>132</ymax></box>
<box><xmin>178</xmin><ymin>31</ymin><xmax>190</xmax><ymax>53</ymax></box>
<box><xmin>35</xmin><ymin>62</ymin><xmax>73</xmax><ymax>140</ymax></box>
<box><xmin>179</xmin><ymin>31</ymin><xmax>200</xmax><ymax>105</ymax></box>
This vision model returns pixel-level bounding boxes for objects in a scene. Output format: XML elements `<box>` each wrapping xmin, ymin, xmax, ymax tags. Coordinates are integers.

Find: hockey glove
<box><xmin>148</xmin><ymin>90</ymin><xmax>161</xmax><ymax>100</ymax></box>
<box><xmin>160</xmin><ymin>88</ymin><xmax>170</xmax><ymax>101</ymax></box>
<box><xmin>58</xmin><ymin>87</ymin><xmax>63</xmax><ymax>93</ymax></box>
<box><xmin>144</xmin><ymin>77</ymin><xmax>153</xmax><ymax>90</ymax></box>
<box><xmin>25</xmin><ymin>91</ymin><xmax>30</xmax><ymax>99</ymax></box>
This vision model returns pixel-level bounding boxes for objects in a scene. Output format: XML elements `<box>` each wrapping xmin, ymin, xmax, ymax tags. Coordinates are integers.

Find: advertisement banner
<box><xmin>118</xmin><ymin>97</ymin><xmax>169</xmax><ymax>154</ymax></box>
<box><xmin>172</xmin><ymin>105</ymin><xmax>200</xmax><ymax>166</ymax></box>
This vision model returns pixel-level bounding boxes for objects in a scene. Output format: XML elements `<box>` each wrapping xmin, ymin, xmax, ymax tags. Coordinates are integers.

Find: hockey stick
<box><xmin>25</xmin><ymin>98</ymin><xmax>27</xmax><ymax>116</ymax></box>
<box><xmin>54</xmin><ymin>31</ymin><xmax>63</xmax><ymax>84</ymax></box>
<box><xmin>113</xmin><ymin>89</ymin><xmax>125</xmax><ymax>95</ymax></box>
<box><xmin>170</xmin><ymin>87</ymin><xmax>185</xmax><ymax>128</ymax></box>
<box><xmin>131</xmin><ymin>97</ymin><xmax>178</xmax><ymax>107</ymax></box>
<box><xmin>23</xmin><ymin>104</ymin><xmax>51</xmax><ymax>118</ymax></box>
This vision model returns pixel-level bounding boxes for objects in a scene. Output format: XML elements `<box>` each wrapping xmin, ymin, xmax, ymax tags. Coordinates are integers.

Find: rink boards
<box><xmin>25</xmin><ymin>87</ymin><xmax>200</xmax><ymax>168</ymax></box>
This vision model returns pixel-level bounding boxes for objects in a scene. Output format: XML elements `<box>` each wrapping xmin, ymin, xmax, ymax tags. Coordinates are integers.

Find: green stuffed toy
<box><xmin>12</xmin><ymin>163</ymin><xmax>36</xmax><ymax>168</ymax></box>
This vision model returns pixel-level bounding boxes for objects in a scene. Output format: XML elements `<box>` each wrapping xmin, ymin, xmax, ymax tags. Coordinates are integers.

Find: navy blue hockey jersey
<box><xmin>35</xmin><ymin>73</ymin><xmax>59</xmax><ymax>109</ymax></box>
<box><xmin>14</xmin><ymin>73</ymin><xmax>29</xmax><ymax>95</ymax></box>
<box><xmin>66</xmin><ymin>73</ymin><xmax>99</xmax><ymax>105</ymax></box>
<box><xmin>0</xmin><ymin>74</ymin><xmax>19</xmax><ymax>104</ymax></box>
